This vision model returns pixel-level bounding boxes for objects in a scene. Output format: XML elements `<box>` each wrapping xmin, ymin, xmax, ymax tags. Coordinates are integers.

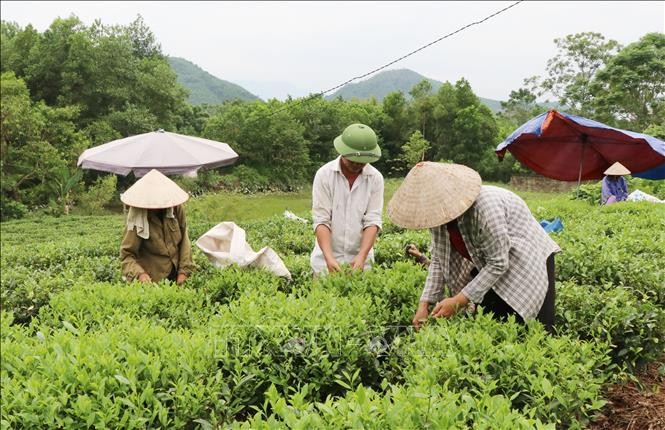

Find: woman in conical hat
<box><xmin>601</xmin><ymin>162</ymin><xmax>630</xmax><ymax>205</ymax></box>
<box><xmin>119</xmin><ymin>169</ymin><xmax>194</xmax><ymax>284</ymax></box>
<box><xmin>388</xmin><ymin>162</ymin><xmax>560</xmax><ymax>333</ymax></box>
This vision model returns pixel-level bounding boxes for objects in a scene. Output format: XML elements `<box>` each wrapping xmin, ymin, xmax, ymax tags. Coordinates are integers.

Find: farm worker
<box><xmin>310</xmin><ymin>123</ymin><xmax>384</xmax><ymax>275</ymax></box>
<box><xmin>601</xmin><ymin>162</ymin><xmax>630</xmax><ymax>205</ymax></box>
<box><xmin>120</xmin><ymin>169</ymin><xmax>194</xmax><ymax>284</ymax></box>
<box><xmin>388</xmin><ymin>162</ymin><xmax>560</xmax><ymax>333</ymax></box>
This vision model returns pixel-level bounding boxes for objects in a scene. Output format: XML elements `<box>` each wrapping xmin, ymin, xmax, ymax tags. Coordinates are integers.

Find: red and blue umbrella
<box><xmin>496</xmin><ymin>110</ymin><xmax>665</xmax><ymax>181</ymax></box>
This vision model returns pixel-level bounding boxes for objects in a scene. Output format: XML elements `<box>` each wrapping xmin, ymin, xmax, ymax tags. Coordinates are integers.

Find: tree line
<box><xmin>1</xmin><ymin>15</ymin><xmax>663</xmax><ymax>220</ymax></box>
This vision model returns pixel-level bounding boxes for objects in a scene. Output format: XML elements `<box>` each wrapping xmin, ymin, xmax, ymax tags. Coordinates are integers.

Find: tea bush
<box><xmin>37</xmin><ymin>281</ymin><xmax>212</xmax><ymax>330</ymax></box>
<box><xmin>233</xmin><ymin>383</ymin><xmax>554</xmax><ymax>429</ymax></box>
<box><xmin>1</xmin><ymin>316</ymin><xmax>223</xmax><ymax>429</ymax></box>
<box><xmin>402</xmin><ymin>314</ymin><xmax>613</xmax><ymax>428</ymax></box>
<box><xmin>556</xmin><ymin>281</ymin><xmax>665</xmax><ymax>370</ymax></box>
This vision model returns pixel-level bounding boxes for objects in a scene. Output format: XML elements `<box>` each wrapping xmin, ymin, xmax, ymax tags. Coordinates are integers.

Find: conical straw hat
<box><xmin>604</xmin><ymin>161</ymin><xmax>630</xmax><ymax>176</ymax></box>
<box><xmin>388</xmin><ymin>162</ymin><xmax>482</xmax><ymax>229</ymax></box>
<box><xmin>120</xmin><ymin>169</ymin><xmax>189</xmax><ymax>209</ymax></box>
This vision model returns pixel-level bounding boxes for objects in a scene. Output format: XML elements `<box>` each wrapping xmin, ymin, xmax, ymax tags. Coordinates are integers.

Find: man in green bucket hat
<box><xmin>310</xmin><ymin>123</ymin><xmax>384</xmax><ymax>275</ymax></box>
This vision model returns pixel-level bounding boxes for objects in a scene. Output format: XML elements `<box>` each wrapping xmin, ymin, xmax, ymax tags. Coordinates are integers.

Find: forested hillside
<box><xmin>326</xmin><ymin>69</ymin><xmax>503</xmax><ymax>111</ymax></box>
<box><xmin>168</xmin><ymin>56</ymin><xmax>259</xmax><ymax>105</ymax></box>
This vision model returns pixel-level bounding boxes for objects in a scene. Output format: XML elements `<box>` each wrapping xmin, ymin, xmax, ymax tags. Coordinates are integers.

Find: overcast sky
<box><xmin>2</xmin><ymin>1</ymin><xmax>664</xmax><ymax>101</ymax></box>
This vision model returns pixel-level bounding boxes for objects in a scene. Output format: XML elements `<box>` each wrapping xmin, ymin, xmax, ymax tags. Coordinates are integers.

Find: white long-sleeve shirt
<box><xmin>310</xmin><ymin>157</ymin><xmax>384</xmax><ymax>274</ymax></box>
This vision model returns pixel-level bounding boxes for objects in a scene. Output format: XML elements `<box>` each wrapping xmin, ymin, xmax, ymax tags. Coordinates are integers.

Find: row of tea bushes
<box><xmin>231</xmin><ymin>314</ymin><xmax>612</xmax><ymax>429</ymax></box>
<box><xmin>1</xmin><ymin>255</ymin><xmax>122</xmax><ymax>323</ymax></box>
<box><xmin>0</xmin><ymin>285</ymin><xmax>393</xmax><ymax>428</ymax></box>
<box><xmin>2</xmin><ymin>194</ymin><xmax>664</xmax><ymax>428</ymax></box>
<box><xmin>401</xmin><ymin>315</ymin><xmax>613</xmax><ymax>428</ymax></box>
<box><xmin>527</xmin><ymin>200</ymin><xmax>665</xmax><ymax>299</ymax></box>
<box><xmin>3</xmin><ymin>199</ymin><xmax>662</xmax><ymax>320</ymax></box>
<box><xmin>2</xmin><ymin>313</ymin><xmax>221</xmax><ymax>429</ymax></box>
<box><xmin>1</xmin><ymin>309</ymin><xmax>615</xmax><ymax>429</ymax></box>
<box><xmin>37</xmin><ymin>281</ymin><xmax>212</xmax><ymax>331</ymax></box>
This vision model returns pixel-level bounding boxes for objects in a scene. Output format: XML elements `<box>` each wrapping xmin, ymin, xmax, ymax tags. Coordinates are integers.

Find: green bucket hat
<box><xmin>333</xmin><ymin>123</ymin><xmax>381</xmax><ymax>163</ymax></box>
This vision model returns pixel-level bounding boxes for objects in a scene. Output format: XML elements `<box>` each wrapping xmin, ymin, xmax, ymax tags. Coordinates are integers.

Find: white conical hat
<box><xmin>388</xmin><ymin>162</ymin><xmax>482</xmax><ymax>229</ymax></box>
<box><xmin>604</xmin><ymin>161</ymin><xmax>631</xmax><ymax>176</ymax></box>
<box><xmin>120</xmin><ymin>169</ymin><xmax>189</xmax><ymax>209</ymax></box>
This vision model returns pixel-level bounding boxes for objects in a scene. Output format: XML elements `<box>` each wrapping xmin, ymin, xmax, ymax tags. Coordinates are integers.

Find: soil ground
<box><xmin>589</xmin><ymin>357</ymin><xmax>665</xmax><ymax>430</ymax></box>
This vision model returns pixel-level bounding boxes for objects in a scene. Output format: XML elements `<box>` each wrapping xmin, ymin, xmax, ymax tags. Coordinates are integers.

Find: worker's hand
<box><xmin>431</xmin><ymin>298</ymin><xmax>458</xmax><ymax>319</ymax></box>
<box><xmin>137</xmin><ymin>272</ymin><xmax>152</xmax><ymax>283</ymax></box>
<box><xmin>349</xmin><ymin>254</ymin><xmax>367</xmax><ymax>271</ymax></box>
<box><xmin>405</xmin><ymin>243</ymin><xmax>421</xmax><ymax>258</ymax></box>
<box><xmin>176</xmin><ymin>273</ymin><xmax>187</xmax><ymax>285</ymax></box>
<box><xmin>325</xmin><ymin>257</ymin><xmax>342</xmax><ymax>273</ymax></box>
<box><xmin>412</xmin><ymin>302</ymin><xmax>430</xmax><ymax>330</ymax></box>
<box><xmin>431</xmin><ymin>293</ymin><xmax>470</xmax><ymax>319</ymax></box>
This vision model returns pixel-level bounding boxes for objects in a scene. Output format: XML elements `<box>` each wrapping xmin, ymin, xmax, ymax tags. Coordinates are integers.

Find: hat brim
<box><xmin>120</xmin><ymin>169</ymin><xmax>189</xmax><ymax>209</ymax></box>
<box><xmin>604</xmin><ymin>163</ymin><xmax>631</xmax><ymax>176</ymax></box>
<box><xmin>334</xmin><ymin>135</ymin><xmax>381</xmax><ymax>163</ymax></box>
<box><xmin>388</xmin><ymin>162</ymin><xmax>482</xmax><ymax>229</ymax></box>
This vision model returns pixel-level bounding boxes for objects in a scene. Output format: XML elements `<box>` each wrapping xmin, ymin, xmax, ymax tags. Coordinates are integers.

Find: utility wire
<box><xmin>248</xmin><ymin>0</ymin><xmax>524</xmax><ymax>123</ymax></box>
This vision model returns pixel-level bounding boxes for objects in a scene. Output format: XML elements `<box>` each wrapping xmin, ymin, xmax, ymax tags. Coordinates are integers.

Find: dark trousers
<box><xmin>476</xmin><ymin>254</ymin><xmax>556</xmax><ymax>333</ymax></box>
<box><xmin>167</xmin><ymin>265</ymin><xmax>178</xmax><ymax>282</ymax></box>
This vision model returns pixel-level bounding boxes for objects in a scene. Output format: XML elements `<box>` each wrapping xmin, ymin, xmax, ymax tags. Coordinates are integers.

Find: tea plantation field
<box><xmin>1</xmin><ymin>190</ymin><xmax>664</xmax><ymax>429</ymax></box>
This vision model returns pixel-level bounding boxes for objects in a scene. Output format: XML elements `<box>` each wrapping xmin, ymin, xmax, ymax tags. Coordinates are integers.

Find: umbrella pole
<box><xmin>576</xmin><ymin>138</ymin><xmax>587</xmax><ymax>197</ymax></box>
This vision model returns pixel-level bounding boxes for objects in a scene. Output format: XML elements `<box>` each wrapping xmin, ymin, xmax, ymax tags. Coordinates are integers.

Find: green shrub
<box><xmin>313</xmin><ymin>262</ymin><xmax>426</xmax><ymax>326</ymax></box>
<box><xmin>0</xmin><ymin>197</ymin><xmax>28</xmax><ymax>221</ymax></box>
<box><xmin>402</xmin><ymin>314</ymin><xmax>613</xmax><ymax>428</ymax></box>
<box><xmin>38</xmin><ymin>281</ymin><xmax>211</xmax><ymax>330</ymax></box>
<box><xmin>570</xmin><ymin>182</ymin><xmax>601</xmax><ymax>204</ymax></box>
<box><xmin>78</xmin><ymin>174</ymin><xmax>117</xmax><ymax>213</ymax></box>
<box><xmin>233</xmin><ymin>383</ymin><xmax>554</xmax><ymax>429</ymax></box>
<box><xmin>556</xmin><ymin>281</ymin><xmax>665</xmax><ymax>371</ymax></box>
<box><xmin>219</xmin><ymin>165</ymin><xmax>272</xmax><ymax>193</ymax></box>
<box><xmin>203</xmin><ymin>287</ymin><xmax>393</xmax><ymax>418</ymax></box>
<box><xmin>1</xmin><ymin>316</ymin><xmax>222</xmax><ymax>429</ymax></box>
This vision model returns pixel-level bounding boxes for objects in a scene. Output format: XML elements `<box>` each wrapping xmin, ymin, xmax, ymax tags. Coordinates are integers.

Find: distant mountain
<box><xmin>168</xmin><ymin>57</ymin><xmax>259</xmax><ymax>105</ymax></box>
<box><xmin>325</xmin><ymin>68</ymin><xmax>504</xmax><ymax>112</ymax></box>
<box><xmin>235</xmin><ymin>80</ymin><xmax>310</xmax><ymax>101</ymax></box>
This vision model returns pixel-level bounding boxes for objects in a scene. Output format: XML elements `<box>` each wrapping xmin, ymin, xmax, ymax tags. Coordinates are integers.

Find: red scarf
<box><xmin>446</xmin><ymin>219</ymin><xmax>472</xmax><ymax>261</ymax></box>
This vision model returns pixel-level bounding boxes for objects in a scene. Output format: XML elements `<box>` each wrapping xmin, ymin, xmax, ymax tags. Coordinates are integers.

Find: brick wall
<box><xmin>509</xmin><ymin>174</ymin><xmax>592</xmax><ymax>193</ymax></box>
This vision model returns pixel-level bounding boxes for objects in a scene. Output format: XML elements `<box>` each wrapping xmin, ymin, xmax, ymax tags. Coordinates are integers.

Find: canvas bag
<box><xmin>195</xmin><ymin>222</ymin><xmax>291</xmax><ymax>279</ymax></box>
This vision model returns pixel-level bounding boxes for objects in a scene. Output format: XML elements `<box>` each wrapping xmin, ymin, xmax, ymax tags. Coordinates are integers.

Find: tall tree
<box><xmin>380</xmin><ymin>91</ymin><xmax>412</xmax><ymax>175</ymax></box>
<box><xmin>541</xmin><ymin>32</ymin><xmax>621</xmax><ymax>115</ymax></box>
<box><xmin>400</xmin><ymin>130</ymin><xmax>430</xmax><ymax>167</ymax></box>
<box><xmin>1</xmin><ymin>16</ymin><xmax>189</xmax><ymax>135</ymax></box>
<box><xmin>288</xmin><ymin>95</ymin><xmax>347</xmax><ymax>172</ymax></box>
<box><xmin>448</xmin><ymin>104</ymin><xmax>498</xmax><ymax>170</ymax></box>
<box><xmin>499</xmin><ymin>77</ymin><xmax>546</xmax><ymax>126</ymax></box>
<box><xmin>590</xmin><ymin>32</ymin><xmax>665</xmax><ymax>130</ymax></box>
<box><xmin>409</xmin><ymin>79</ymin><xmax>435</xmax><ymax>140</ymax></box>
<box><xmin>203</xmin><ymin>100</ymin><xmax>311</xmax><ymax>186</ymax></box>
<box><xmin>1</xmin><ymin>72</ymin><xmax>87</xmax><ymax>208</ymax></box>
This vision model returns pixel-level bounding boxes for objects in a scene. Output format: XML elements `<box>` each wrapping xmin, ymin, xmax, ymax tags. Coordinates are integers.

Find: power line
<box><xmin>247</xmin><ymin>0</ymin><xmax>524</xmax><ymax>123</ymax></box>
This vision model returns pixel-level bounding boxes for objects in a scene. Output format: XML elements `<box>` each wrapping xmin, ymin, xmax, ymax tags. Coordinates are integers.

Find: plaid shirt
<box><xmin>421</xmin><ymin>185</ymin><xmax>560</xmax><ymax>320</ymax></box>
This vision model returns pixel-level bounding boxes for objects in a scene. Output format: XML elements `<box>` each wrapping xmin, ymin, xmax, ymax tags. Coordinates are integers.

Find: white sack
<box><xmin>195</xmin><ymin>222</ymin><xmax>291</xmax><ymax>279</ymax></box>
